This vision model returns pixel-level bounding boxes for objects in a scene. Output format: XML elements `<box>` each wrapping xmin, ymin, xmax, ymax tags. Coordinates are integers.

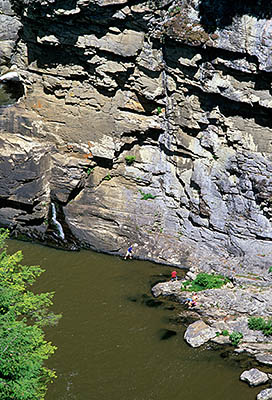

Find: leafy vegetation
<box><xmin>248</xmin><ymin>317</ymin><xmax>272</xmax><ymax>336</ymax></box>
<box><xmin>0</xmin><ymin>229</ymin><xmax>60</xmax><ymax>400</ymax></box>
<box><xmin>86</xmin><ymin>167</ymin><xmax>94</xmax><ymax>176</ymax></box>
<box><xmin>168</xmin><ymin>6</ymin><xmax>181</xmax><ymax>15</ymax></box>
<box><xmin>216</xmin><ymin>329</ymin><xmax>242</xmax><ymax>345</ymax></box>
<box><xmin>229</xmin><ymin>331</ymin><xmax>243</xmax><ymax>346</ymax></box>
<box><xmin>139</xmin><ymin>189</ymin><xmax>157</xmax><ymax>200</ymax></box>
<box><xmin>103</xmin><ymin>173</ymin><xmax>112</xmax><ymax>181</ymax></box>
<box><xmin>125</xmin><ymin>155</ymin><xmax>136</xmax><ymax>165</ymax></box>
<box><xmin>269</xmin><ymin>266</ymin><xmax>272</xmax><ymax>273</ymax></box>
<box><xmin>181</xmin><ymin>273</ymin><xmax>230</xmax><ymax>292</ymax></box>
<box><xmin>156</xmin><ymin>106</ymin><xmax>162</xmax><ymax>115</ymax></box>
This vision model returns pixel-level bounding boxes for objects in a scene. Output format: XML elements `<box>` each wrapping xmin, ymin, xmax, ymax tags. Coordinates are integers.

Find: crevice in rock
<box><xmin>203</xmin><ymin>46</ymin><xmax>260</xmax><ymax>69</ymax></box>
<box><xmin>93</xmin><ymin>156</ymin><xmax>113</xmax><ymax>169</ymax></box>
<box><xmin>160</xmin><ymin>141</ymin><xmax>196</xmax><ymax>158</ymax></box>
<box><xmin>0</xmin><ymin>80</ymin><xmax>25</xmax><ymax>107</ymax></box>
<box><xmin>0</xmin><ymin>198</ymin><xmax>37</xmax><ymax>213</ymax></box>
<box><xmin>16</xmin><ymin>217</ymin><xmax>45</xmax><ymax>226</ymax></box>
<box><xmin>182</xmin><ymin>84</ymin><xmax>272</xmax><ymax>130</ymax></box>
<box><xmin>115</xmin><ymin>128</ymin><xmax>162</xmax><ymax>160</ymax></box>
<box><xmin>65</xmin><ymin>181</ymin><xmax>85</xmax><ymax>205</ymax></box>
<box><xmin>178</xmin><ymin>126</ymin><xmax>203</xmax><ymax>138</ymax></box>
<box><xmin>119</xmin><ymin>92</ymin><xmax>160</xmax><ymax>116</ymax></box>
<box><xmin>199</xmin><ymin>0</ymin><xmax>272</xmax><ymax>33</ymax></box>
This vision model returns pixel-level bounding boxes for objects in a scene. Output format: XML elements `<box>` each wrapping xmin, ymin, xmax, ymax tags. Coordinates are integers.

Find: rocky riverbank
<box><xmin>152</xmin><ymin>265</ymin><xmax>272</xmax><ymax>398</ymax></box>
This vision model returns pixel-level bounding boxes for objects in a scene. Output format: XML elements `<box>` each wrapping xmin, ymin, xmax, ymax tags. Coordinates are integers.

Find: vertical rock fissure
<box><xmin>159</xmin><ymin>40</ymin><xmax>172</xmax><ymax>153</ymax></box>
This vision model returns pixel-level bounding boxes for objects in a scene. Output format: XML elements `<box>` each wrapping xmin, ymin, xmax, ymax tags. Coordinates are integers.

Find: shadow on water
<box><xmin>158</xmin><ymin>328</ymin><xmax>177</xmax><ymax>341</ymax></box>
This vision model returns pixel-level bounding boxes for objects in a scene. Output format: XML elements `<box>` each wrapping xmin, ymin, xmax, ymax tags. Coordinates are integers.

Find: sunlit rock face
<box><xmin>0</xmin><ymin>0</ymin><xmax>272</xmax><ymax>271</ymax></box>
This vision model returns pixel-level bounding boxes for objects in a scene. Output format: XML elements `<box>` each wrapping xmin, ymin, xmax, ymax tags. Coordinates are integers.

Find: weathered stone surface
<box><xmin>257</xmin><ymin>388</ymin><xmax>272</xmax><ymax>400</ymax></box>
<box><xmin>0</xmin><ymin>0</ymin><xmax>271</xmax><ymax>272</ymax></box>
<box><xmin>256</xmin><ymin>354</ymin><xmax>272</xmax><ymax>367</ymax></box>
<box><xmin>184</xmin><ymin>320</ymin><xmax>217</xmax><ymax>347</ymax></box>
<box><xmin>240</xmin><ymin>368</ymin><xmax>269</xmax><ymax>387</ymax></box>
<box><xmin>152</xmin><ymin>280</ymin><xmax>183</xmax><ymax>298</ymax></box>
<box><xmin>0</xmin><ymin>4</ymin><xmax>21</xmax><ymax>67</ymax></box>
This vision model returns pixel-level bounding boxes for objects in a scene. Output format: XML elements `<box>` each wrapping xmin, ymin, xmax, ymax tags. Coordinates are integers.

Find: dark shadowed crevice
<box><xmin>0</xmin><ymin>80</ymin><xmax>24</xmax><ymax>107</ymax></box>
<box><xmin>0</xmin><ymin>198</ymin><xmax>36</xmax><ymax>213</ymax></box>
<box><xmin>199</xmin><ymin>0</ymin><xmax>272</xmax><ymax>33</ymax></box>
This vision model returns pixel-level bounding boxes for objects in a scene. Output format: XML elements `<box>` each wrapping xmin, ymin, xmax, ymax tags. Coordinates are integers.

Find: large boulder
<box><xmin>240</xmin><ymin>368</ymin><xmax>269</xmax><ymax>387</ymax></box>
<box><xmin>184</xmin><ymin>320</ymin><xmax>217</xmax><ymax>348</ymax></box>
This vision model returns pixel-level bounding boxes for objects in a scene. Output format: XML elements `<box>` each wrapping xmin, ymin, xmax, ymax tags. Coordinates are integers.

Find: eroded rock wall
<box><xmin>0</xmin><ymin>0</ymin><xmax>272</xmax><ymax>270</ymax></box>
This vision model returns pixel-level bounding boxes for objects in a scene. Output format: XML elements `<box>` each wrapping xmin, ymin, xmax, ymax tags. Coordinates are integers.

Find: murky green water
<box><xmin>7</xmin><ymin>240</ymin><xmax>261</xmax><ymax>400</ymax></box>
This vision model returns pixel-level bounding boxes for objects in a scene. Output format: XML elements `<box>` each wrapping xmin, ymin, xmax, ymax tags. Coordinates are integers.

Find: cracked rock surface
<box><xmin>0</xmin><ymin>0</ymin><xmax>272</xmax><ymax>271</ymax></box>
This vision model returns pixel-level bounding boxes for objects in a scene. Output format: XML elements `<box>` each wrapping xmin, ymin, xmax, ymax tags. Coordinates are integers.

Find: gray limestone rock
<box><xmin>256</xmin><ymin>354</ymin><xmax>272</xmax><ymax>367</ymax></box>
<box><xmin>257</xmin><ymin>388</ymin><xmax>272</xmax><ymax>400</ymax></box>
<box><xmin>240</xmin><ymin>368</ymin><xmax>269</xmax><ymax>387</ymax></box>
<box><xmin>151</xmin><ymin>280</ymin><xmax>182</xmax><ymax>298</ymax></box>
<box><xmin>184</xmin><ymin>320</ymin><xmax>217</xmax><ymax>348</ymax></box>
<box><xmin>0</xmin><ymin>0</ymin><xmax>272</xmax><ymax>272</ymax></box>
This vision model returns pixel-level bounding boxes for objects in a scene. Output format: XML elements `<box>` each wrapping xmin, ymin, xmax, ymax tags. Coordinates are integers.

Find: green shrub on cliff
<box><xmin>103</xmin><ymin>173</ymin><xmax>112</xmax><ymax>181</ymax></box>
<box><xmin>248</xmin><ymin>317</ymin><xmax>272</xmax><ymax>336</ymax></box>
<box><xmin>139</xmin><ymin>189</ymin><xmax>157</xmax><ymax>200</ymax></box>
<box><xmin>181</xmin><ymin>272</ymin><xmax>230</xmax><ymax>292</ymax></box>
<box><xmin>229</xmin><ymin>331</ymin><xmax>243</xmax><ymax>346</ymax></box>
<box><xmin>0</xmin><ymin>229</ymin><xmax>60</xmax><ymax>400</ymax></box>
<box><xmin>248</xmin><ymin>317</ymin><xmax>267</xmax><ymax>331</ymax></box>
<box><xmin>125</xmin><ymin>155</ymin><xmax>136</xmax><ymax>165</ymax></box>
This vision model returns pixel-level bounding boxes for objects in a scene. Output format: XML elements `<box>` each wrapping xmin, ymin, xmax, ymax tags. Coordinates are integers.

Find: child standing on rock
<box><xmin>171</xmin><ymin>270</ymin><xmax>178</xmax><ymax>281</ymax></box>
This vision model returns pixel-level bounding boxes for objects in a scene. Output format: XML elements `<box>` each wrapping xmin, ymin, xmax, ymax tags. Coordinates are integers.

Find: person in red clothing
<box><xmin>171</xmin><ymin>270</ymin><xmax>178</xmax><ymax>281</ymax></box>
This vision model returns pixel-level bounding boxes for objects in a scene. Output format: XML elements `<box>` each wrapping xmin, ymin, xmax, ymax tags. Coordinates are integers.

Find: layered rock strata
<box><xmin>0</xmin><ymin>0</ymin><xmax>272</xmax><ymax>270</ymax></box>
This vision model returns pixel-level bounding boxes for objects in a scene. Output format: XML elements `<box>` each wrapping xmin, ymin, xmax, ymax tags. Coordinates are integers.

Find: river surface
<box><xmin>7</xmin><ymin>240</ymin><xmax>261</xmax><ymax>400</ymax></box>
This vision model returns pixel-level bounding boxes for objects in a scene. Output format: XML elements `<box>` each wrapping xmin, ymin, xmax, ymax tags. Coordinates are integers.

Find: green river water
<box><xmin>7</xmin><ymin>240</ymin><xmax>261</xmax><ymax>400</ymax></box>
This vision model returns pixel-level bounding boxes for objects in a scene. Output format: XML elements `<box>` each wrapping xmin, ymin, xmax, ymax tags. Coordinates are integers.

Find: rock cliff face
<box><xmin>0</xmin><ymin>0</ymin><xmax>272</xmax><ymax>270</ymax></box>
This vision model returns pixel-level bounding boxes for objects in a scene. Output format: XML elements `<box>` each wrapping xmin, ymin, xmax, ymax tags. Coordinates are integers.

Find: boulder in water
<box><xmin>240</xmin><ymin>368</ymin><xmax>269</xmax><ymax>386</ymax></box>
<box><xmin>184</xmin><ymin>320</ymin><xmax>217</xmax><ymax>347</ymax></box>
<box><xmin>257</xmin><ymin>388</ymin><xmax>272</xmax><ymax>400</ymax></box>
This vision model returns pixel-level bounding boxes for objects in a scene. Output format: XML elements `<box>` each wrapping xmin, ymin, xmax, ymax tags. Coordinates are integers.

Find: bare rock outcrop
<box><xmin>240</xmin><ymin>368</ymin><xmax>269</xmax><ymax>387</ymax></box>
<box><xmin>0</xmin><ymin>0</ymin><xmax>272</xmax><ymax>271</ymax></box>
